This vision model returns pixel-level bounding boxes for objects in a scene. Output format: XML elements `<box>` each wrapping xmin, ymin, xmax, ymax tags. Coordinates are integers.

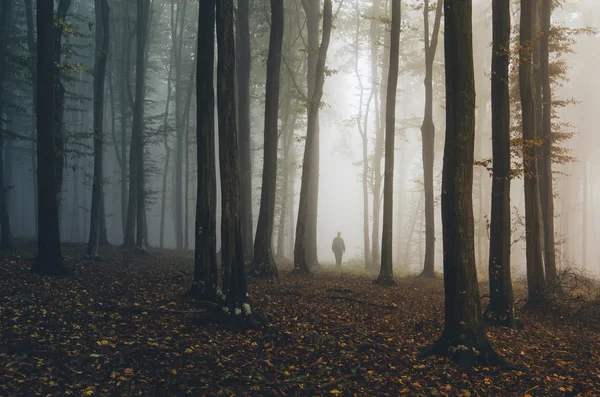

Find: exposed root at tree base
<box><xmin>418</xmin><ymin>270</ymin><xmax>437</xmax><ymax>279</ymax></box>
<box><xmin>483</xmin><ymin>310</ymin><xmax>523</xmax><ymax>330</ymax></box>
<box><xmin>374</xmin><ymin>274</ymin><xmax>397</xmax><ymax>286</ymax></box>
<box><xmin>247</xmin><ymin>261</ymin><xmax>279</xmax><ymax>281</ymax></box>
<box><xmin>291</xmin><ymin>267</ymin><xmax>312</xmax><ymax>277</ymax></box>
<box><xmin>418</xmin><ymin>338</ymin><xmax>515</xmax><ymax>370</ymax></box>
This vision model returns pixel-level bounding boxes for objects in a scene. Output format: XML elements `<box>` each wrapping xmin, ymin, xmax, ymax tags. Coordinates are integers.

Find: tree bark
<box><xmin>539</xmin><ymin>0</ymin><xmax>558</xmax><ymax>286</ymax></box>
<box><xmin>294</xmin><ymin>0</ymin><xmax>332</xmax><ymax>276</ymax></box>
<box><xmin>216</xmin><ymin>0</ymin><xmax>255</xmax><ymax>326</ymax></box>
<box><xmin>32</xmin><ymin>0</ymin><xmax>65</xmax><ymax>275</ymax></box>
<box><xmin>251</xmin><ymin>0</ymin><xmax>284</xmax><ymax>279</ymax></box>
<box><xmin>484</xmin><ymin>0</ymin><xmax>518</xmax><ymax>328</ymax></box>
<box><xmin>420</xmin><ymin>0</ymin><xmax>501</xmax><ymax>368</ymax></box>
<box><xmin>87</xmin><ymin>0</ymin><xmax>110</xmax><ymax>258</ymax></box>
<box><xmin>419</xmin><ymin>0</ymin><xmax>443</xmax><ymax>278</ymax></box>
<box><xmin>520</xmin><ymin>0</ymin><xmax>546</xmax><ymax>307</ymax></box>
<box><xmin>236</xmin><ymin>0</ymin><xmax>254</xmax><ymax>266</ymax></box>
<box><xmin>54</xmin><ymin>0</ymin><xmax>72</xmax><ymax>203</ymax></box>
<box><xmin>0</xmin><ymin>0</ymin><xmax>13</xmax><ymax>249</ymax></box>
<box><xmin>302</xmin><ymin>0</ymin><xmax>321</xmax><ymax>269</ymax></box>
<box><xmin>375</xmin><ymin>0</ymin><xmax>400</xmax><ymax>286</ymax></box>
<box><xmin>189</xmin><ymin>0</ymin><xmax>218</xmax><ymax>302</ymax></box>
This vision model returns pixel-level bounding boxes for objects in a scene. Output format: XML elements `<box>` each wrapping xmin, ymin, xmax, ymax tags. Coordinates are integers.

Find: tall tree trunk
<box><xmin>216</xmin><ymin>0</ymin><xmax>256</xmax><ymax>327</ymax></box>
<box><xmin>32</xmin><ymin>0</ymin><xmax>65</xmax><ymax>275</ymax></box>
<box><xmin>302</xmin><ymin>0</ymin><xmax>321</xmax><ymax>268</ymax></box>
<box><xmin>183</xmin><ymin>54</ymin><xmax>196</xmax><ymax>251</ymax></box>
<box><xmin>54</xmin><ymin>0</ymin><xmax>72</xmax><ymax>203</ymax></box>
<box><xmin>174</xmin><ymin>0</ymin><xmax>188</xmax><ymax>250</ymax></box>
<box><xmin>375</xmin><ymin>0</ymin><xmax>400</xmax><ymax>286</ymax></box>
<box><xmin>87</xmin><ymin>0</ymin><xmax>110</xmax><ymax>257</ymax></box>
<box><xmin>251</xmin><ymin>0</ymin><xmax>284</xmax><ymax>279</ymax></box>
<box><xmin>520</xmin><ymin>0</ymin><xmax>546</xmax><ymax>307</ymax></box>
<box><xmin>539</xmin><ymin>0</ymin><xmax>558</xmax><ymax>286</ymax></box>
<box><xmin>420</xmin><ymin>0</ymin><xmax>501</xmax><ymax>368</ymax></box>
<box><xmin>275</xmin><ymin>88</ymin><xmax>294</xmax><ymax>259</ymax></box>
<box><xmin>419</xmin><ymin>0</ymin><xmax>443</xmax><ymax>278</ymax></box>
<box><xmin>294</xmin><ymin>0</ymin><xmax>332</xmax><ymax>275</ymax></box>
<box><xmin>369</xmin><ymin>0</ymin><xmax>380</xmax><ymax>271</ymax></box>
<box><xmin>118</xmin><ymin>14</ymin><xmax>129</xmax><ymax>238</ymax></box>
<box><xmin>236</xmin><ymin>0</ymin><xmax>254</xmax><ymax>266</ymax></box>
<box><xmin>356</xmin><ymin>0</ymin><xmax>372</xmax><ymax>271</ymax></box>
<box><xmin>372</xmin><ymin>0</ymin><xmax>390</xmax><ymax>271</ymax></box>
<box><xmin>484</xmin><ymin>0</ymin><xmax>518</xmax><ymax>328</ymax></box>
<box><xmin>188</xmin><ymin>0</ymin><xmax>218</xmax><ymax>301</ymax></box>
<box><xmin>23</xmin><ymin>0</ymin><xmax>38</xmax><ymax>238</ymax></box>
<box><xmin>0</xmin><ymin>0</ymin><xmax>13</xmax><ymax>249</ymax></box>
<box><xmin>582</xmin><ymin>156</ymin><xmax>587</xmax><ymax>271</ymax></box>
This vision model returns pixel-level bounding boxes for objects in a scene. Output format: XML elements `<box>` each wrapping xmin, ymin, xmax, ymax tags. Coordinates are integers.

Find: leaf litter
<box><xmin>0</xmin><ymin>244</ymin><xmax>599</xmax><ymax>396</ymax></box>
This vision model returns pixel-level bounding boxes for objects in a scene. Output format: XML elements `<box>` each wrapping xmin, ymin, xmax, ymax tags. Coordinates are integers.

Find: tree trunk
<box><xmin>251</xmin><ymin>0</ymin><xmax>284</xmax><ymax>279</ymax></box>
<box><xmin>582</xmin><ymin>156</ymin><xmax>587</xmax><ymax>271</ymax></box>
<box><xmin>23</xmin><ymin>0</ymin><xmax>38</xmax><ymax>238</ymax></box>
<box><xmin>419</xmin><ymin>0</ymin><xmax>443</xmax><ymax>278</ymax></box>
<box><xmin>369</xmin><ymin>0</ymin><xmax>380</xmax><ymax>272</ymax></box>
<box><xmin>188</xmin><ymin>0</ymin><xmax>218</xmax><ymax>302</ymax></box>
<box><xmin>87</xmin><ymin>0</ymin><xmax>110</xmax><ymax>258</ymax></box>
<box><xmin>520</xmin><ymin>0</ymin><xmax>546</xmax><ymax>307</ymax></box>
<box><xmin>420</xmin><ymin>0</ymin><xmax>501</xmax><ymax>368</ymax></box>
<box><xmin>32</xmin><ymin>0</ymin><xmax>65</xmax><ymax>275</ymax></box>
<box><xmin>302</xmin><ymin>0</ymin><xmax>321</xmax><ymax>269</ymax></box>
<box><xmin>236</xmin><ymin>0</ymin><xmax>254</xmax><ymax>266</ymax></box>
<box><xmin>294</xmin><ymin>0</ymin><xmax>332</xmax><ymax>276</ymax></box>
<box><xmin>539</xmin><ymin>0</ymin><xmax>558</xmax><ymax>285</ymax></box>
<box><xmin>484</xmin><ymin>0</ymin><xmax>518</xmax><ymax>328</ymax></box>
<box><xmin>0</xmin><ymin>0</ymin><xmax>13</xmax><ymax>249</ymax></box>
<box><xmin>375</xmin><ymin>0</ymin><xmax>400</xmax><ymax>286</ymax></box>
<box><xmin>216</xmin><ymin>0</ymin><xmax>256</xmax><ymax>327</ymax></box>
<box><xmin>183</xmin><ymin>55</ymin><xmax>196</xmax><ymax>251</ymax></box>
<box><xmin>54</xmin><ymin>0</ymin><xmax>72</xmax><ymax>203</ymax></box>
<box><xmin>275</xmin><ymin>88</ymin><xmax>294</xmax><ymax>259</ymax></box>
<box><xmin>118</xmin><ymin>11</ymin><xmax>129</xmax><ymax>239</ymax></box>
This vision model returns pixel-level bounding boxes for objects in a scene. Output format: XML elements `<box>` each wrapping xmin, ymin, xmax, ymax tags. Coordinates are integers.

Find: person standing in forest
<box><xmin>331</xmin><ymin>232</ymin><xmax>346</xmax><ymax>267</ymax></box>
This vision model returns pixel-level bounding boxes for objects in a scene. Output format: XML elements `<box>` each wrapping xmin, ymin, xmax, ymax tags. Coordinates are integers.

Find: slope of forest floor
<box><xmin>1</xmin><ymin>243</ymin><xmax>600</xmax><ymax>396</ymax></box>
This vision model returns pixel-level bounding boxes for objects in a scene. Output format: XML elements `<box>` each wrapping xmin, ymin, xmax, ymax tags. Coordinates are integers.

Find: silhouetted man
<box><xmin>331</xmin><ymin>232</ymin><xmax>346</xmax><ymax>268</ymax></box>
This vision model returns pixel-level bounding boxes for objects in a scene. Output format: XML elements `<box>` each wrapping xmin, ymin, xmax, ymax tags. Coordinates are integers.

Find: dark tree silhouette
<box><xmin>216</xmin><ymin>0</ymin><xmax>256</xmax><ymax>327</ymax></box>
<box><xmin>32</xmin><ymin>0</ymin><xmax>65</xmax><ymax>275</ymax></box>
<box><xmin>236</xmin><ymin>0</ymin><xmax>254</xmax><ymax>265</ymax></box>
<box><xmin>420</xmin><ymin>0</ymin><xmax>503</xmax><ymax>368</ymax></box>
<box><xmin>375</xmin><ymin>0</ymin><xmax>401</xmax><ymax>286</ymax></box>
<box><xmin>520</xmin><ymin>0</ymin><xmax>546</xmax><ymax>308</ymax></box>
<box><xmin>0</xmin><ymin>0</ymin><xmax>14</xmax><ymax>250</ymax></box>
<box><xmin>251</xmin><ymin>0</ymin><xmax>284</xmax><ymax>279</ymax></box>
<box><xmin>187</xmin><ymin>0</ymin><xmax>218</xmax><ymax>301</ymax></box>
<box><xmin>294</xmin><ymin>0</ymin><xmax>333</xmax><ymax>276</ymax></box>
<box><xmin>484</xmin><ymin>0</ymin><xmax>519</xmax><ymax>328</ymax></box>
<box><xmin>419</xmin><ymin>0</ymin><xmax>443</xmax><ymax>278</ymax></box>
<box><xmin>87</xmin><ymin>0</ymin><xmax>110</xmax><ymax>258</ymax></box>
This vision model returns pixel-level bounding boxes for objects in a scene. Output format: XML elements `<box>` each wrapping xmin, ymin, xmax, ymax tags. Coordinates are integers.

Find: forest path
<box><xmin>0</xmin><ymin>243</ymin><xmax>599</xmax><ymax>396</ymax></box>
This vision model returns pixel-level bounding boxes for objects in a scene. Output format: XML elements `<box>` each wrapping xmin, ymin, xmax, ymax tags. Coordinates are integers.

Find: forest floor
<box><xmin>1</xmin><ymin>243</ymin><xmax>600</xmax><ymax>396</ymax></box>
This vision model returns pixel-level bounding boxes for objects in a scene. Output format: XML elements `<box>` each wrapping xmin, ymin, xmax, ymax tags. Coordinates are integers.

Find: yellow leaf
<box><xmin>171</xmin><ymin>369</ymin><xmax>177</xmax><ymax>375</ymax></box>
<box><xmin>524</xmin><ymin>394</ymin><xmax>533</xmax><ymax>397</ymax></box>
<box><xmin>330</xmin><ymin>390</ymin><xmax>342</xmax><ymax>395</ymax></box>
<box><xmin>184</xmin><ymin>348</ymin><xmax>193</xmax><ymax>354</ymax></box>
<box><xmin>124</xmin><ymin>368</ymin><xmax>133</xmax><ymax>375</ymax></box>
<box><xmin>284</xmin><ymin>371</ymin><xmax>291</xmax><ymax>376</ymax></box>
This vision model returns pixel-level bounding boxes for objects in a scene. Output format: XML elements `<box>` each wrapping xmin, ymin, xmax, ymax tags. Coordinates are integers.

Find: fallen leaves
<box><xmin>0</xmin><ymin>244</ymin><xmax>600</xmax><ymax>396</ymax></box>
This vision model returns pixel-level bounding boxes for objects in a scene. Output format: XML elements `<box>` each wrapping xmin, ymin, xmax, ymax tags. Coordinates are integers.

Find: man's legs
<box><xmin>335</xmin><ymin>251</ymin><xmax>342</xmax><ymax>267</ymax></box>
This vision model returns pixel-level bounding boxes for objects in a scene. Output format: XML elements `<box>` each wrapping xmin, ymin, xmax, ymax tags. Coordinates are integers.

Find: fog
<box><xmin>2</xmin><ymin>0</ymin><xmax>600</xmax><ymax>277</ymax></box>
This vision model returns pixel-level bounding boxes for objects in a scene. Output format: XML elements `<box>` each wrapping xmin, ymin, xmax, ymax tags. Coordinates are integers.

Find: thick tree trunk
<box><xmin>421</xmin><ymin>0</ymin><xmax>501</xmax><ymax>368</ymax></box>
<box><xmin>419</xmin><ymin>0</ymin><xmax>443</xmax><ymax>278</ymax></box>
<box><xmin>484</xmin><ymin>0</ymin><xmax>518</xmax><ymax>329</ymax></box>
<box><xmin>294</xmin><ymin>0</ymin><xmax>332</xmax><ymax>276</ymax></box>
<box><xmin>520</xmin><ymin>0</ymin><xmax>546</xmax><ymax>307</ymax></box>
<box><xmin>54</xmin><ymin>0</ymin><xmax>72</xmax><ymax>203</ymax></box>
<box><xmin>24</xmin><ymin>0</ymin><xmax>38</xmax><ymax>238</ymax></box>
<box><xmin>32</xmin><ymin>0</ymin><xmax>65</xmax><ymax>275</ymax></box>
<box><xmin>236</xmin><ymin>0</ymin><xmax>254</xmax><ymax>266</ymax></box>
<box><xmin>87</xmin><ymin>0</ymin><xmax>110</xmax><ymax>258</ymax></box>
<box><xmin>251</xmin><ymin>0</ymin><xmax>284</xmax><ymax>279</ymax></box>
<box><xmin>182</xmin><ymin>57</ymin><xmax>196</xmax><ymax>251</ymax></box>
<box><xmin>188</xmin><ymin>0</ymin><xmax>218</xmax><ymax>301</ymax></box>
<box><xmin>369</xmin><ymin>0</ymin><xmax>380</xmax><ymax>272</ymax></box>
<box><xmin>302</xmin><ymin>0</ymin><xmax>321</xmax><ymax>269</ymax></box>
<box><xmin>375</xmin><ymin>0</ymin><xmax>400</xmax><ymax>286</ymax></box>
<box><xmin>216</xmin><ymin>0</ymin><xmax>256</xmax><ymax>326</ymax></box>
<box><xmin>0</xmin><ymin>0</ymin><xmax>13</xmax><ymax>249</ymax></box>
<box><xmin>539</xmin><ymin>0</ymin><xmax>558</xmax><ymax>286</ymax></box>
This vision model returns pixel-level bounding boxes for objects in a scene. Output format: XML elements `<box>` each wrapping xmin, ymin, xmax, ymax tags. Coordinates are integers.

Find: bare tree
<box><xmin>294</xmin><ymin>0</ymin><xmax>333</xmax><ymax>275</ymax></box>
<box><xmin>32</xmin><ymin>0</ymin><xmax>65</xmax><ymax>275</ymax></box>
<box><xmin>252</xmin><ymin>0</ymin><xmax>284</xmax><ymax>279</ymax></box>
<box><xmin>0</xmin><ymin>0</ymin><xmax>13</xmax><ymax>250</ymax></box>
<box><xmin>420</xmin><ymin>0</ymin><xmax>502</xmax><ymax>368</ymax></box>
